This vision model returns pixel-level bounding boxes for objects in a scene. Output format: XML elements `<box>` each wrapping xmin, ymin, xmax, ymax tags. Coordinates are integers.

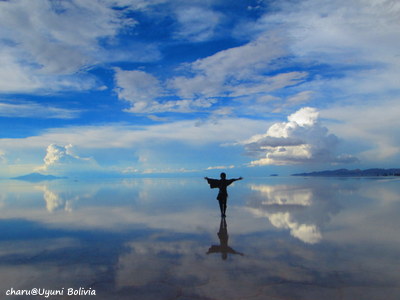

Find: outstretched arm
<box><xmin>226</xmin><ymin>247</ymin><xmax>244</xmax><ymax>256</ymax></box>
<box><xmin>205</xmin><ymin>177</ymin><xmax>220</xmax><ymax>189</ymax></box>
<box><xmin>225</xmin><ymin>177</ymin><xmax>243</xmax><ymax>186</ymax></box>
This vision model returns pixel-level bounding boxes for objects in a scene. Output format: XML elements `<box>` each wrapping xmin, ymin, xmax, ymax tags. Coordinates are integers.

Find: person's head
<box><xmin>220</xmin><ymin>172</ymin><xmax>226</xmax><ymax>179</ymax></box>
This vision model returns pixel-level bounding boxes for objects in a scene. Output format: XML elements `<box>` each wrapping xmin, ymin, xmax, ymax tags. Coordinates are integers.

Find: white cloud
<box><xmin>174</xmin><ymin>6</ymin><xmax>221</xmax><ymax>42</ymax></box>
<box><xmin>245</xmin><ymin>183</ymin><xmax>330</xmax><ymax>244</ymax></box>
<box><xmin>0</xmin><ymin>0</ymin><xmax>136</xmax><ymax>93</ymax></box>
<box><xmin>270</xmin><ymin>212</ymin><xmax>322</xmax><ymax>244</ymax></box>
<box><xmin>321</xmin><ymin>98</ymin><xmax>400</xmax><ymax>162</ymax></box>
<box><xmin>206</xmin><ymin>165</ymin><xmax>235</xmax><ymax>170</ymax></box>
<box><xmin>114</xmin><ymin>68</ymin><xmax>162</xmax><ymax>102</ymax></box>
<box><xmin>36</xmin><ymin>144</ymin><xmax>98</xmax><ymax>175</ymax></box>
<box><xmin>22</xmin><ymin>118</ymin><xmax>267</xmax><ymax>149</ymax></box>
<box><xmin>114</xmin><ymin>68</ymin><xmax>162</xmax><ymax>104</ymax></box>
<box><xmin>243</xmin><ymin>107</ymin><xmax>358</xmax><ymax>165</ymax></box>
<box><xmin>0</xmin><ymin>101</ymin><xmax>79</xmax><ymax>119</ymax></box>
<box><xmin>286</xmin><ymin>91</ymin><xmax>314</xmax><ymax>106</ymax></box>
<box><xmin>288</xmin><ymin>0</ymin><xmax>400</xmax><ymax>66</ymax></box>
<box><xmin>239</xmin><ymin>0</ymin><xmax>400</xmax><ymax>165</ymax></box>
<box><xmin>124</xmin><ymin>97</ymin><xmax>217</xmax><ymax>114</ymax></box>
<box><xmin>170</xmin><ymin>33</ymin><xmax>290</xmax><ymax>99</ymax></box>
<box><xmin>250</xmin><ymin>0</ymin><xmax>400</xmax><ymax>64</ymax></box>
<box><xmin>114</xmin><ymin>68</ymin><xmax>218</xmax><ymax>113</ymax></box>
<box><xmin>35</xmin><ymin>184</ymin><xmax>84</xmax><ymax>213</ymax></box>
<box><xmin>229</xmin><ymin>72</ymin><xmax>308</xmax><ymax>98</ymax></box>
<box><xmin>36</xmin><ymin>185</ymin><xmax>65</xmax><ymax>213</ymax></box>
<box><xmin>0</xmin><ymin>118</ymin><xmax>269</xmax><ymax>176</ymax></box>
<box><xmin>0</xmin><ymin>151</ymin><xmax>6</xmax><ymax>164</ymax></box>
<box><xmin>247</xmin><ymin>208</ymin><xmax>322</xmax><ymax>244</ymax></box>
<box><xmin>250</xmin><ymin>184</ymin><xmax>312</xmax><ymax>206</ymax></box>
<box><xmin>0</xmin><ymin>49</ymin><xmax>41</xmax><ymax>92</ymax></box>
<box><xmin>246</xmin><ymin>0</ymin><xmax>400</xmax><ymax>97</ymax></box>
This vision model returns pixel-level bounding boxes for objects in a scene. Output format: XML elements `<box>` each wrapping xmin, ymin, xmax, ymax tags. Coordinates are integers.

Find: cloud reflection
<box><xmin>36</xmin><ymin>185</ymin><xmax>74</xmax><ymax>212</ymax></box>
<box><xmin>0</xmin><ymin>178</ymin><xmax>400</xmax><ymax>299</ymax></box>
<box><xmin>247</xmin><ymin>184</ymin><xmax>322</xmax><ymax>244</ymax></box>
<box><xmin>250</xmin><ymin>184</ymin><xmax>312</xmax><ymax>206</ymax></box>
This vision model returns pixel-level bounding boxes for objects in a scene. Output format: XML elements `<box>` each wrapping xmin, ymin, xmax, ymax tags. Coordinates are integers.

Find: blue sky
<box><xmin>0</xmin><ymin>0</ymin><xmax>399</xmax><ymax>178</ymax></box>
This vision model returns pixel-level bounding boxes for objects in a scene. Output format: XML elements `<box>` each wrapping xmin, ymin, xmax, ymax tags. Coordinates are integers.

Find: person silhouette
<box><xmin>204</xmin><ymin>172</ymin><xmax>243</xmax><ymax>217</ymax></box>
<box><xmin>206</xmin><ymin>217</ymin><xmax>244</xmax><ymax>260</ymax></box>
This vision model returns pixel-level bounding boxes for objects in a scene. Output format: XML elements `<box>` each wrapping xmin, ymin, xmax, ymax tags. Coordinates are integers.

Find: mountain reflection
<box><xmin>246</xmin><ymin>184</ymin><xmax>322</xmax><ymax>244</ymax></box>
<box><xmin>207</xmin><ymin>217</ymin><xmax>244</xmax><ymax>260</ymax></box>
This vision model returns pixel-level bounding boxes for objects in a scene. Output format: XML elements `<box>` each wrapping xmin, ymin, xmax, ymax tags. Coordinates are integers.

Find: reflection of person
<box><xmin>205</xmin><ymin>172</ymin><xmax>243</xmax><ymax>217</ymax></box>
<box><xmin>207</xmin><ymin>217</ymin><xmax>244</xmax><ymax>260</ymax></box>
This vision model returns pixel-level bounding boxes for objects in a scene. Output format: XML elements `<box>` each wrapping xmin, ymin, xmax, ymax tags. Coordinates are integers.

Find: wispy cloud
<box><xmin>321</xmin><ymin>98</ymin><xmax>400</xmax><ymax>162</ymax></box>
<box><xmin>174</xmin><ymin>6</ymin><xmax>222</xmax><ymax>42</ymax></box>
<box><xmin>0</xmin><ymin>0</ymin><xmax>136</xmax><ymax>93</ymax></box>
<box><xmin>206</xmin><ymin>165</ymin><xmax>235</xmax><ymax>170</ymax></box>
<box><xmin>115</xmin><ymin>32</ymin><xmax>306</xmax><ymax>115</ymax></box>
<box><xmin>114</xmin><ymin>68</ymin><xmax>217</xmax><ymax>113</ymax></box>
<box><xmin>0</xmin><ymin>150</ymin><xmax>6</xmax><ymax>164</ymax></box>
<box><xmin>170</xmin><ymin>33</ymin><xmax>289</xmax><ymax>99</ymax></box>
<box><xmin>0</xmin><ymin>101</ymin><xmax>80</xmax><ymax>119</ymax></box>
<box><xmin>10</xmin><ymin>118</ymin><xmax>267</xmax><ymax>149</ymax></box>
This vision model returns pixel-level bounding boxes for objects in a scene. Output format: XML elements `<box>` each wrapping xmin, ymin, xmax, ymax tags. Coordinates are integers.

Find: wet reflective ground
<box><xmin>0</xmin><ymin>177</ymin><xmax>399</xmax><ymax>299</ymax></box>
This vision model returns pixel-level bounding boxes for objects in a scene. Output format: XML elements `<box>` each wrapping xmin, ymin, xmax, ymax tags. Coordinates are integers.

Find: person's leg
<box><xmin>218</xmin><ymin>200</ymin><xmax>224</xmax><ymax>216</ymax></box>
<box><xmin>222</xmin><ymin>200</ymin><xmax>227</xmax><ymax>216</ymax></box>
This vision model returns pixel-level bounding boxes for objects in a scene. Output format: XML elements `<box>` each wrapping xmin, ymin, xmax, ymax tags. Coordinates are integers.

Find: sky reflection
<box><xmin>0</xmin><ymin>177</ymin><xmax>399</xmax><ymax>299</ymax></box>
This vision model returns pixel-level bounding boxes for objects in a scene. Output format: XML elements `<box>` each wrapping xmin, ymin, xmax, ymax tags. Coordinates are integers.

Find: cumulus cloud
<box><xmin>243</xmin><ymin>107</ymin><xmax>358</xmax><ymax>165</ymax></box>
<box><xmin>270</xmin><ymin>212</ymin><xmax>322</xmax><ymax>244</ymax></box>
<box><xmin>36</xmin><ymin>185</ymin><xmax>68</xmax><ymax>212</ymax></box>
<box><xmin>36</xmin><ymin>144</ymin><xmax>97</xmax><ymax>175</ymax></box>
<box><xmin>250</xmin><ymin>184</ymin><xmax>312</xmax><ymax>206</ymax></box>
<box><xmin>246</xmin><ymin>183</ymin><xmax>324</xmax><ymax>244</ymax></box>
<box><xmin>246</xmin><ymin>208</ymin><xmax>321</xmax><ymax>244</ymax></box>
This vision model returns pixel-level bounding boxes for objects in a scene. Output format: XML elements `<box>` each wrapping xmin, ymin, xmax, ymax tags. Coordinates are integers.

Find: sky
<box><xmin>0</xmin><ymin>0</ymin><xmax>399</xmax><ymax>178</ymax></box>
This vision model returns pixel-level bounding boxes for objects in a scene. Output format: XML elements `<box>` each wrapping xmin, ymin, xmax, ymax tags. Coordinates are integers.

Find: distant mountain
<box><xmin>292</xmin><ymin>168</ymin><xmax>400</xmax><ymax>177</ymax></box>
<box><xmin>11</xmin><ymin>172</ymin><xmax>67</xmax><ymax>182</ymax></box>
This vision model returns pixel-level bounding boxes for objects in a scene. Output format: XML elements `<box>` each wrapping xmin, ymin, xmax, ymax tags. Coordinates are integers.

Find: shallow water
<box><xmin>0</xmin><ymin>176</ymin><xmax>399</xmax><ymax>299</ymax></box>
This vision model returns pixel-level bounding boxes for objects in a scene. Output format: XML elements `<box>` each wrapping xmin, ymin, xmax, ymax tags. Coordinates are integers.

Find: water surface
<box><xmin>0</xmin><ymin>177</ymin><xmax>399</xmax><ymax>299</ymax></box>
